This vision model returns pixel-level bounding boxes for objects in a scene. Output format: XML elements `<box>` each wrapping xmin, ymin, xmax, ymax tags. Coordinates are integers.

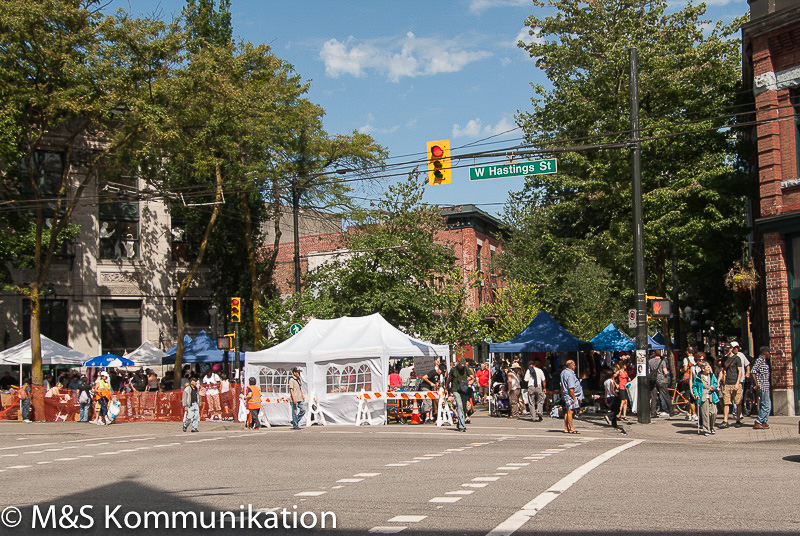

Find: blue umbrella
<box><xmin>83</xmin><ymin>354</ymin><xmax>135</xmax><ymax>367</ymax></box>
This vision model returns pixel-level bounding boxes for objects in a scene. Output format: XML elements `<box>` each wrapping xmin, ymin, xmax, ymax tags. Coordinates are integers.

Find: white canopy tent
<box><xmin>0</xmin><ymin>336</ymin><xmax>89</xmax><ymax>366</ymax></box>
<box><xmin>124</xmin><ymin>341</ymin><xmax>167</xmax><ymax>367</ymax></box>
<box><xmin>244</xmin><ymin>314</ymin><xmax>450</xmax><ymax>426</ymax></box>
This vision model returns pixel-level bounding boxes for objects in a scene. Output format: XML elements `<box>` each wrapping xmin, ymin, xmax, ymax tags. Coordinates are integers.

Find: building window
<box><xmin>256</xmin><ymin>367</ymin><xmax>290</xmax><ymax>394</ymax></box>
<box><xmin>326</xmin><ymin>363</ymin><xmax>371</xmax><ymax>393</ymax></box>
<box><xmin>23</xmin><ymin>299</ymin><xmax>68</xmax><ymax>346</ymax></box>
<box><xmin>171</xmin><ymin>216</ymin><xmax>188</xmax><ymax>261</ymax></box>
<box><xmin>101</xmin><ymin>300</ymin><xmax>142</xmax><ymax>355</ymax></box>
<box><xmin>98</xmin><ymin>169</ymin><xmax>139</xmax><ymax>259</ymax></box>
<box><xmin>476</xmin><ymin>243</ymin><xmax>482</xmax><ymax>271</ymax></box>
<box><xmin>172</xmin><ymin>299</ymin><xmax>212</xmax><ymax>336</ymax></box>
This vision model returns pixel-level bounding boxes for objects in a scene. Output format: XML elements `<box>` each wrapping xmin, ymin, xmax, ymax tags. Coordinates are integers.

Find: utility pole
<box><xmin>630</xmin><ymin>48</ymin><xmax>650</xmax><ymax>424</ymax></box>
<box><xmin>292</xmin><ymin>179</ymin><xmax>302</xmax><ymax>295</ymax></box>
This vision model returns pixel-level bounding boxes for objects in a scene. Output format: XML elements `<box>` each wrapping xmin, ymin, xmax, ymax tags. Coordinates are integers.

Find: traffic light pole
<box><xmin>234</xmin><ymin>323</ymin><xmax>241</xmax><ymax>386</ymax></box>
<box><xmin>630</xmin><ymin>48</ymin><xmax>650</xmax><ymax>424</ymax></box>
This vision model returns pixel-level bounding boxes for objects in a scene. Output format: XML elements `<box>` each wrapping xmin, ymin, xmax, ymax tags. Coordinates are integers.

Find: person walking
<box><xmin>77</xmin><ymin>376</ymin><xmax>92</xmax><ymax>422</ymax></box>
<box><xmin>419</xmin><ymin>364</ymin><xmax>441</xmax><ymax>423</ymax></box>
<box><xmin>603</xmin><ymin>368</ymin><xmax>625</xmax><ymax>434</ymax></box>
<box><xmin>560</xmin><ymin>360</ymin><xmax>583</xmax><ymax>434</ymax></box>
<box><xmin>751</xmin><ymin>346</ymin><xmax>772</xmax><ymax>430</ymax></box>
<box><xmin>182</xmin><ymin>377</ymin><xmax>200</xmax><ymax>432</ymax></box>
<box><xmin>507</xmin><ymin>363</ymin><xmax>522</xmax><ymax>419</ymax></box>
<box><xmin>525</xmin><ymin>360</ymin><xmax>546</xmax><ymax>421</ymax></box>
<box><xmin>719</xmin><ymin>343</ymin><xmax>744</xmax><ymax>429</ymax></box>
<box><xmin>93</xmin><ymin>372</ymin><xmax>112</xmax><ymax>425</ymax></box>
<box><xmin>245</xmin><ymin>377</ymin><xmax>262</xmax><ymax>430</ymax></box>
<box><xmin>692</xmin><ymin>361</ymin><xmax>719</xmax><ymax>436</ymax></box>
<box><xmin>18</xmin><ymin>378</ymin><xmax>32</xmax><ymax>422</ymax></box>
<box><xmin>447</xmin><ymin>357</ymin><xmax>475</xmax><ymax>432</ymax></box>
<box><xmin>616</xmin><ymin>357</ymin><xmax>630</xmax><ymax>421</ymax></box>
<box><xmin>289</xmin><ymin>367</ymin><xmax>306</xmax><ymax>429</ymax></box>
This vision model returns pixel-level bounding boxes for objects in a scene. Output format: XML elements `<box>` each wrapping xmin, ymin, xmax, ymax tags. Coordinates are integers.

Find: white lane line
<box><xmin>497</xmin><ymin>467</ymin><xmax>521</xmax><ymax>471</ymax></box>
<box><xmin>1</xmin><ymin>454</ymin><xmax>19</xmax><ymax>457</ymax></box>
<box><xmin>542</xmin><ymin>449</ymin><xmax>564</xmax><ymax>453</ymax></box>
<box><xmin>446</xmin><ymin>448</ymin><xmax>465</xmax><ymax>452</ymax></box>
<box><xmin>336</xmin><ymin>478</ymin><xmax>364</xmax><ymax>483</ymax></box>
<box><xmin>331</xmin><ymin>486</ymin><xmax>344</xmax><ymax>489</ymax></box>
<box><xmin>494</xmin><ymin>473</ymin><xmax>509</xmax><ymax>476</ymax></box>
<box><xmin>473</xmin><ymin>477</ymin><xmax>500</xmax><ymax>482</ymax></box>
<box><xmin>37</xmin><ymin>461</ymin><xmax>53</xmax><ymax>465</ymax></box>
<box><xmin>354</xmin><ymin>473</ymin><xmax>381</xmax><ymax>477</ymax></box>
<box><xmin>78</xmin><ymin>455</ymin><xmax>94</xmax><ymax>458</ymax></box>
<box><xmin>98</xmin><ymin>452</ymin><xmax>118</xmax><ymax>456</ymax></box>
<box><xmin>524</xmin><ymin>457</ymin><xmax>545</xmax><ymax>460</ymax></box>
<box><xmin>559</xmin><ymin>443</ymin><xmax>580</xmax><ymax>447</ymax></box>
<box><xmin>507</xmin><ymin>463</ymin><xmax>530</xmax><ymax>466</ymax></box>
<box><xmin>413</xmin><ymin>457</ymin><xmax>433</xmax><ymax>460</ymax></box>
<box><xmin>0</xmin><ymin>442</ymin><xmax>56</xmax><ymax>452</ymax></box>
<box><xmin>463</xmin><ymin>483</ymin><xmax>489</xmax><ymax>488</ymax></box>
<box><xmin>7</xmin><ymin>465</ymin><xmax>32</xmax><ymax>469</ymax></box>
<box><xmin>388</xmin><ymin>516</ymin><xmax>426</xmax><ymax>523</ymax></box>
<box><xmin>446</xmin><ymin>490</ymin><xmax>474</xmax><ymax>495</ymax></box>
<box><xmin>430</xmin><ymin>497</ymin><xmax>462</xmax><ymax>503</ymax></box>
<box><xmin>294</xmin><ymin>491</ymin><xmax>326</xmax><ymax>497</ymax></box>
<box><xmin>43</xmin><ymin>448</ymin><xmax>62</xmax><ymax>452</ymax></box>
<box><xmin>486</xmin><ymin>440</ymin><xmax>643</xmax><ymax>536</ymax></box>
<box><xmin>536</xmin><ymin>453</ymin><xmax>553</xmax><ymax>456</ymax></box>
<box><xmin>23</xmin><ymin>451</ymin><xmax>43</xmax><ymax>455</ymax></box>
<box><xmin>401</xmin><ymin>460</ymin><xmax>420</xmax><ymax>463</ymax></box>
<box><xmin>55</xmin><ymin>458</ymin><xmax>79</xmax><ymax>461</ymax></box>
<box><xmin>386</xmin><ymin>463</ymin><xmax>408</xmax><ymax>467</ymax></box>
<box><xmin>369</xmin><ymin>527</ymin><xmax>406</xmax><ymax>533</ymax></box>
<box><xmin>423</xmin><ymin>454</ymin><xmax>444</xmax><ymax>457</ymax></box>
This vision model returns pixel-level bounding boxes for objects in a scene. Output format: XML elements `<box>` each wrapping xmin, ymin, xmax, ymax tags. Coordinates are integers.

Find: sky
<box><xmin>106</xmin><ymin>0</ymin><xmax>748</xmax><ymax>217</ymax></box>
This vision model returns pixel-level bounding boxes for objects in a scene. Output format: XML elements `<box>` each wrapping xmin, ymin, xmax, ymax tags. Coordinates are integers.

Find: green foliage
<box><xmin>505</xmin><ymin>0</ymin><xmax>748</xmax><ymax>336</ymax></box>
<box><xmin>481</xmin><ymin>281</ymin><xmax>545</xmax><ymax>343</ymax></box>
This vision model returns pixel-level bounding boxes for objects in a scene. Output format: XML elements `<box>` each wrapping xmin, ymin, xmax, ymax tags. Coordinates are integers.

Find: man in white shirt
<box><xmin>524</xmin><ymin>361</ymin><xmax>547</xmax><ymax>422</ymax></box>
<box><xmin>202</xmin><ymin>369</ymin><xmax>222</xmax><ymax>421</ymax></box>
<box><xmin>399</xmin><ymin>363</ymin><xmax>414</xmax><ymax>387</ymax></box>
<box><xmin>731</xmin><ymin>341</ymin><xmax>750</xmax><ymax>427</ymax></box>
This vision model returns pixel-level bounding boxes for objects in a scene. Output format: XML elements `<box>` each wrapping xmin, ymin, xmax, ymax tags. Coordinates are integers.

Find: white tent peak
<box><xmin>0</xmin><ymin>336</ymin><xmax>89</xmax><ymax>366</ymax></box>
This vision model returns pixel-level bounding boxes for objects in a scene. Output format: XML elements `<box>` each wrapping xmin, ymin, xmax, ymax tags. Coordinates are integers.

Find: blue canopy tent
<box><xmin>489</xmin><ymin>310</ymin><xmax>593</xmax><ymax>353</ymax></box>
<box><xmin>163</xmin><ymin>330</ymin><xmax>229</xmax><ymax>364</ymax></box>
<box><xmin>590</xmin><ymin>324</ymin><xmax>666</xmax><ymax>351</ymax></box>
<box><xmin>84</xmin><ymin>354</ymin><xmax>135</xmax><ymax>367</ymax></box>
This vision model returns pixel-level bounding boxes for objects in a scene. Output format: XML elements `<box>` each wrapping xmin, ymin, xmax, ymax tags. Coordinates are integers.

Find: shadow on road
<box><xmin>782</xmin><ymin>454</ymin><xmax>800</xmax><ymax>464</ymax></box>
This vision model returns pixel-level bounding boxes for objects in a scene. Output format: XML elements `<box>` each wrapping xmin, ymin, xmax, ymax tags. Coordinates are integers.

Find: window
<box><xmin>23</xmin><ymin>299</ymin><xmax>68</xmax><ymax>346</ymax></box>
<box><xmin>98</xmin><ymin>169</ymin><xmax>139</xmax><ymax>259</ymax></box>
<box><xmin>257</xmin><ymin>367</ymin><xmax>291</xmax><ymax>394</ymax></box>
<box><xmin>101</xmin><ymin>300</ymin><xmax>142</xmax><ymax>355</ymax></box>
<box><xmin>326</xmin><ymin>363</ymin><xmax>372</xmax><ymax>393</ymax></box>
<box><xmin>171</xmin><ymin>216</ymin><xmax>188</xmax><ymax>261</ymax></box>
<box><xmin>476</xmin><ymin>243</ymin><xmax>482</xmax><ymax>271</ymax></box>
<box><xmin>172</xmin><ymin>299</ymin><xmax>212</xmax><ymax>336</ymax></box>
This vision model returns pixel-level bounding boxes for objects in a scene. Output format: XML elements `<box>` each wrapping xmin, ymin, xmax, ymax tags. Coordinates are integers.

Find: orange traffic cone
<box><xmin>411</xmin><ymin>401</ymin><xmax>421</xmax><ymax>424</ymax></box>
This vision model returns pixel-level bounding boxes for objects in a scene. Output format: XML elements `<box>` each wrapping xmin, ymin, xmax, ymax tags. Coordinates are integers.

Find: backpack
<box><xmin>647</xmin><ymin>359</ymin><xmax>661</xmax><ymax>385</ymax></box>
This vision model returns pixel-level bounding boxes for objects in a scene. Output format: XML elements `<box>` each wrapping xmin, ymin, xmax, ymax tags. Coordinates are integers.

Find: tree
<box><xmin>263</xmin><ymin>172</ymin><xmax>477</xmax><ymax>348</ymax></box>
<box><xmin>506</xmin><ymin>0</ymin><xmax>748</xmax><ymax>345</ymax></box>
<box><xmin>0</xmin><ymin>0</ymin><xmax>169</xmax><ymax>418</ymax></box>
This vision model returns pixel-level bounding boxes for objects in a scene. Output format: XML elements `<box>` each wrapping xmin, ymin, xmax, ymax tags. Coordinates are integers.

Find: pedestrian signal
<box><xmin>649</xmin><ymin>299</ymin><xmax>671</xmax><ymax>317</ymax></box>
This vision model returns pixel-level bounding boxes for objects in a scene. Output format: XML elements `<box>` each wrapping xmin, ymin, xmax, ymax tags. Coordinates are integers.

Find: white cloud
<box><xmin>357</xmin><ymin>113</ymin><xmax>401</xmax><ymax>135</ymax></box>
<box><xmin>452</xmin><ymin>116</ymin><xmax>517</xmax><ymax>138</ymax></box>
<box><xmin>469</xmin><ymin>0</ymin><xmax>530</xmax><ymax>14</ymax></box>
<box><xmin>320</xmin><ymin>32</ymin><xmax>491</xmax><ymax>82</ymax></box>
<box><xmin>515</xmin><ymin>26</ymin><xmax>543</xmax><ymax>47</ymax></box>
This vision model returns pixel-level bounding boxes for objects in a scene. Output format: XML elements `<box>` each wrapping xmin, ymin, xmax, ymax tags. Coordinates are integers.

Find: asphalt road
<box><xmin>1</xmin><ymin>411</ymin><xmax>798</xmax><ymax>536</ymax></box>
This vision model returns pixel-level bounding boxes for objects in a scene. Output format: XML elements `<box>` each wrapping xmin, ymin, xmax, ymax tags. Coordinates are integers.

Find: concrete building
<box><xmin>744</xmin><ymin>0</ymin><xmax>800</xmax><ymax>415</ymax></box>
<box><xmin>0</xmin><ymin>151</ymin><xmax>340</xmax><ymax>357</ymax></box>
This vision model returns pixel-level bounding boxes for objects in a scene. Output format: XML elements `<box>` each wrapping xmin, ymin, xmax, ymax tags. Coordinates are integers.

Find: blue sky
<box><xmin>107</xmin><ymin>0</ymin><xmax>747</xmax><ymax>216</ymax></box>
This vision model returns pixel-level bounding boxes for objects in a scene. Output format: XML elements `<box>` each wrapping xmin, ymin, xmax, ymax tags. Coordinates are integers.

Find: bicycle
<box><xmin>669</xmin><ymin>386</ymin><xmax>692</xmax><ymax>413</ymax></box>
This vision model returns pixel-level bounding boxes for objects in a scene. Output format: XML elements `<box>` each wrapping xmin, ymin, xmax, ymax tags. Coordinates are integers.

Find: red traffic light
<box><xmin>430</xmin><ymin>145</ymin><xmax>444</xmax><ymax>158</ymax></box>
<box><xmin>231</xmin><ymin>298</ymin><xmax>239</xmax><ymax>306</ymax></box>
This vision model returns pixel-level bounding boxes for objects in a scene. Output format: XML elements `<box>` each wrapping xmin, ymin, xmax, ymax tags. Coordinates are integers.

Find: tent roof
<box><xmin>125</xmin><ymin>341</ymin><xmax>167</xmax><ymax>366</ymax></box>
<box><xmin>245</xmin><ymin>313</ymin><xmax>449</xmax><ymax>363</ymax></box>
<box><xmin>0</xmin><ymin>336</ymin><xmax>89</xmax><ymax>365</ymax></box>
<box><xmin>489</xmin><ymin>310</ymin><xmax>593</xmax><ymax>353</ymax></box>
<box><xmin>591</xmin><ymin>323</ymin><xmax>635</xmax><ymax>352</ymax></box>
<box><xmin>164</xmin><ymin>331</ymin><xmax>227</xmax><ymax>364</ymax></box>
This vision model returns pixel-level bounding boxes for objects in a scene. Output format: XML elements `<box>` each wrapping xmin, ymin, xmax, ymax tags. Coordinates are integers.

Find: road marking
<box><xmin>55</xmin><ymin>458</ymin><xmax>78</xmax><ymax>461</ymax></box>
<box><xmin>536</xmin><ymin>453</ymin><xmax>553</xmax><ymax>456</ymax></box>
<box><xmin>462</xmin><ymin>483</ymin><xmax>488</xmax><ymax>488</ymax></box>
<box><xmin>494</xmin><ymin>473</ymin><xmax>509</xmax><ymax>476</ymax></box>
<box><xmin>388</xmin><ymin>516</ymin><xmax>426</xmax><ymax>523</ymax></box>
<box><xmin>386</xmin><ymin>463</ymin><xmax>408</xmax><ymax>467</ymax></box>
<box><xmin>295</xmin><ymin>491</ymin><xmax>326</xmax><ymax>497</ymax></box>
<box><xmin>524</xmin><ymin>457</ymin><xmax>545</xmax><ymax>460</ymax></box>
<box><xmin>37</xmin><ymin>461</ymin><xmax>52</xmax><ymax>465</ymax></box>
<box><xmin>486</xmin><ymin>440</ymin><xmax>643</xmax><ymax>536</ymax></box>
<box><xmin>497</xmin><ymin>467</ymin><xmax>520</xmax><ymax>471</ymax></box>
<box><xmin>331</xmin><ymin>485</ymin><xmax>344</xmax><ymax>489</ymax></box>
<box><xmin>401</xmin><ymin>460</ymin><xmax>420</xmax><ymax>463</ymax></box>
<box><xmin>559</xmin><ymin>443</ymin><xmax>580</xmax><ymax>447</ymax></box>
<box><xmin>354</xmin><ymin>473</ymin><xmax>381</xmax><ymax>477</ymax></box>
<box><xmin>446</xmin><ymin>490</ymin><xmax>474</xmax><ymax>495</ymax></box>
<box><xmin>337</xmin><ymin>478</ymin><xmax>364</xmax><ymax>483</ymax></box>
<box><xmin>473</xmin><ymin>477</ymin><xmax>500</xmax><ymax>482</ymax></box>
<box><xmin>78</xmin><ymin>455</ymin><xmax>94</xmax><ymax>458</ymax></box>
<box><xmin>430</xmin><ymin>497</ymin><xmax>461</xmax><ymax>503</ymax></box>
<box><xmin>43</xmin><ymin>448</ymin><xmax>62</xmax><ymax>452</ymax></box>
<box><xmin>446</xmin><ymin>448</ymin><xmax>465</xmax><ymax>452</ymax></box>
<box><xmin>98</xmin><ymin>452</ymin><xmax>118</xmax><ymax>456</ymax></box>
<box><xmin>0</xmin><ymin>442</ymin><xmax>56</xmax><ymax>451</ymax></box>
<box><xmin>1</xmin><ymin>454</ymin><xmax>19</xmax><ymax>457</ymax></box>
<box><xmin>542</xmin><ymin>449</ymin><xmax>564</xmax><ymax>453</ymax></box>
<box><xmin>7</xmin><ymin>465</ymin><xmax>32</xmax><ymax>469</ymax></box>
<box><xmin>423</xmin><ymin>453</ymin><xmax>444</xmax><ymax>457</ymax></box>
<box><xmin>23</xmin><ymin>451</ymin><xmax>43</xmax><ymax>454</ymax></box>
<box><xmin>413</xmin><ymin>457</ymin><xmax>432</xmax><ymax>460</ymax></box>
<box><xmin>507</xmin><ymin>463</ymin><xmax>530</xmax><ymax>466</ymax></box>
<box><xmin>369</xmin><ymin>527</ymin><xmax>406</xmax><ymax>533</ymax></box>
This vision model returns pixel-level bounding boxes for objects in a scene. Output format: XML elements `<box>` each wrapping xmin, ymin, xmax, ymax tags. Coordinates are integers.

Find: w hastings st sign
<box><xmin>469</xmin><ymin>158</ymin><xmax>557</xmax><ymax>181</ymax></box>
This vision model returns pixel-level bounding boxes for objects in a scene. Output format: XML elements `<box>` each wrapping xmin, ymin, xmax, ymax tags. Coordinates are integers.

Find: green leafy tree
<box><xmin>0</xmin><ymin>0</ymin><xmax>170</xmax><ymax>417</ymax></box>
<box><xmin>505</xmin><ymin>0</ymin><xmax>748</xmax><ymax>344</ymax></box>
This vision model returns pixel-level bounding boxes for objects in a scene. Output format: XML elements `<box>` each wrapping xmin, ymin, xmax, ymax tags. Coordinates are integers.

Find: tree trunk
<box><xmin>174</xmin><ymin>161</ymin><xmax>225</xmax><ymax>376</ymax></box>
<box><xmin>240</xmin><ymin>190</ymin><xmax>262</xmax><ymax>349</ymax></box>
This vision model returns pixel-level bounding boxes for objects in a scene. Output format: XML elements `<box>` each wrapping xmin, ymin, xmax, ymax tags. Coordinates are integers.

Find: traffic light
<box><xmin>230</xmin><ymin>297</ymin><xmax>241</xmax><ymax>323</ymax></box>
<box><xmin>649</xmin><ymin>299</ymin><xmax>672</xmax><ymax>317</ymax></box>
<box><xmin>426</xmin><ymin>139</ymin><xmax>452</xmax><ymax>185</ymax></box>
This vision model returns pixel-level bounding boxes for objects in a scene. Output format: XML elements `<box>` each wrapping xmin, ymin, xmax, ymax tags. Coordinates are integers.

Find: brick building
<box><xmin>744</xmin><ymin>0</ymin><xmax>800</xmax><ymax>415</ymax></box>
<box><xmin>271</xmin><ymin>204</ymin><xmax>506</xmax><ymax>360</ymax></box>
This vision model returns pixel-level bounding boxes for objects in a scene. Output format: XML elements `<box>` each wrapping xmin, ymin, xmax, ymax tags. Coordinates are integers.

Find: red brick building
<box><xmin>271</xmin><ymin>204</ymin><xmax>506</xmax><ymax>360</ymax></box>
<box><xmin>744</xmin><ymin>0</ymin><xmax>800</xmax><ymax>415</ymax></box>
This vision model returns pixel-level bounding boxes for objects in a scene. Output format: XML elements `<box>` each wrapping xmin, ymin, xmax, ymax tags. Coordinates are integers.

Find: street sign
<box><xmin>628</xmin><ymin>309</ymin><xmax>637</xmax><ymax>329</ymax></box>
<box><xmin>290</xmin><ymin>323</ymin><xmax>303</xmax><ymax>336</ymax></box>
<box><xmin>469</xmin><ymin>159</ymin><xmax>557</xmax><ymax>181</ymax></box>
<box><xmin>484</xmin><ymin>337</ymin><xmax>492</xmax><ymax>344</ymax></box>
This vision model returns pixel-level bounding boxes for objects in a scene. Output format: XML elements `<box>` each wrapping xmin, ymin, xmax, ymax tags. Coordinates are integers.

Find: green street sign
<box><xmin>484</xmin><ymin>337</ymin><xmax>492</xmax><ymax>344</ymax></box>
<box><xmin>469</xmin><ymin>159</ymin><xmax>557</xmax><ymax>181</ymax></box>
<box><xmin>290</xmin><ymin>323</ymin><xmax>303</xmax><ymax>336</ymax></box>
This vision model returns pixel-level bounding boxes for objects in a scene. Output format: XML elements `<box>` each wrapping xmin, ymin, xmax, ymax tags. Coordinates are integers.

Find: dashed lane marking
<box><xmin>336</xmin><ymin>478</ymin><xmax>364</xmax><ymax>483</ymax></box>
<box><xmin>463</xmin><ymin>483</ymin><xmax>489</xmax><ymax>488</ymax></box>
<box><xmin>37</xmin><ymin>461</ymin><xmax>52</xmax><ymax>465</ymax></box>
<box><xmin>294</xmin><ymin>491</ymin><xmax>326</xmax><ymax>497</ymax></box>
<box><xmin>369</xmin><ymin>527</ymin><xmax>406</xmax><ymax>533</ymax></box>
<box><xmin>497</xmin><ymin>467</ymin><xmax>521</xmax><ymax>471</ymax></box>
<box><xmin>473</xmin><ymin>477</ymin><xmax>500</xmax><ymax>482</ymax></box>
<box><xmin>354</xmin><ymin>473</ymin><xmax>381</xmax><ymax>477</ymax></box>
<box><xmin>388</xmin><ymin>516</ymin><xmax>427</xmax><ymax>523</ymax></box>
<box><xmin>430</xmin><ymin>497</ymin><xmax>462</xmax><ymax>503</ymax></box>
<box><xmin>55</xmin><ymin>458</ymin><xmax>78</xmax><ymax>461</ymax></box>
<box><xmin>507</xmin><ymin>463</ymin><xmax>530</xmax><ymax>466</ymax></box>
<box><xmin>7</xmin><ymin>465</ymin><xmax>32</xmax><ymax>469</ymax></box>
<box><xmin>446</xmin><ymin>490</ymin><xmax>473</xmax><ymax>495</ymax></box>
<box><xmin>386</xmin><ymin>463</ymin><xmax>408</xmax><ymax>467</ymax></box>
